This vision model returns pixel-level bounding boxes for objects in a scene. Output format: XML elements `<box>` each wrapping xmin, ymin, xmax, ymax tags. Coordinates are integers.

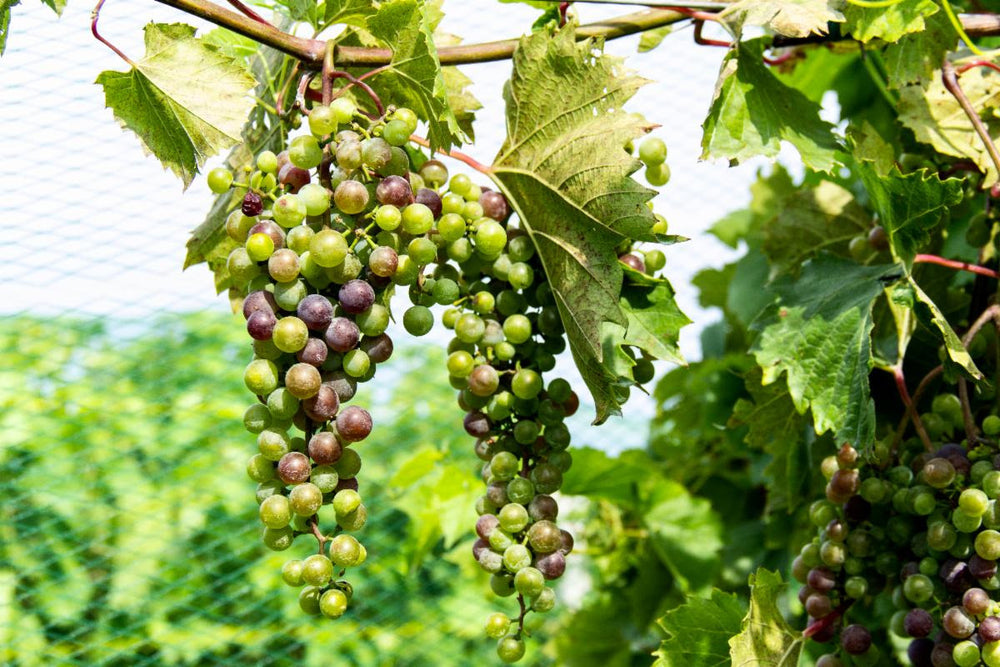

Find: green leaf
<box><xmin>366</xmin><ymin>0</ymin><xmax>466</xmax><ymax>151</ymax></box>
<box><xmin>0</xmin><ymin>0</ymin><xmax>17</xmax><ymax>56</ymax></box>
<box><xmin>854</xmin><ymin>161</ymin><xmax>964</xmax><ymax>267</ymax></box>
<box><xmin>846</xmin><ymin>120</ymin><xmax>896</xmax><ymax>176</ymax></box>
<box><xmin>560</xmin><ymin>447</ymin><xmax>650</xmax><ymax>508</ymax></box>
<box><xmin>491</xmin><ymin>24</ymin><xmax>669</xmax><ymax>423</ymax></box>
<box><xmin>618</xmin><ymin>268</ymin><xmax>690</xmax><ymax>366</ymax></box>
<box><xmin>909</xmin><ymin>277</ymin><xmax>983</xmax><ymax>380</ymax></box>
<box><xmin>702</xmin><ymin>38</ymin><xmax>841</xmax><ymax>173</ymax></box>
<box><xmin>720</xmin><ymin>0</ymin><xmax>843</xmax><ymax>39</ymax></box>
<box><xmin>201</xmin><ymin>27</ymin><xmax>260</xmax><ymax>59</ymax></box>
<box><xmin>762</xmin><ymin>180</ymin><xmax>871</xmax><ymax>273</ymax></box>
<box><xmin>654</xmin><ymin>589</ymin><xmax>746</xmax><ymax>667</ymax></box>
<box><xmin>644</xmin><ymin>480</ymin><xmax>724</xmax><ymax>592</ymax></box>
<box><xmin>38</xmin><ymin>0</ymin><xmax>64</xmax><ymax>15</ymax></box>
<box><xmin>883</xmin><ymin>10</ymin><xmax>954</xmax><ymax>88</ymax></box>
<box><xmin>323</xmin><ymin>0</ymin><xmax>377</xmax><ymax>26</ymax></box>
<box><xmin>728</xmin><ymin>569</ymin><xmax>802</xmax><ymax>667</ymax></box>
<box><xmin>730</xmin><ymin>368</ymin><xmax>809</xmax><ymax>511</ymax></box>
<box><xmin>843</xmin><ymin>0</ymin><xmax>938</xmax><ymax>43</ymax></box>
<box><xmin>754</xmin><ymin>255</ymin><xmax>903</xmax><ymax>444</ymax></box>
<box><xmin>899</xmin><ymin>60</ymin><xmax>1000</xmax><ymax>186</ymax></box>
<box><xmin>95</xmin><ymin>23</ymin><xmax>256</xmax><ymax>188</ymax></box>
<box><xmin>639</xmin><ymin>25</ymin><xmax>673</xmax><ymax>52</ymax></box>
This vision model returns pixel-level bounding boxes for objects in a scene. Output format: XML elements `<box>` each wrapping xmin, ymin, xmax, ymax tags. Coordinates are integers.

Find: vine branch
<box><xmin>91</xmin><ymin>0</ymin><xmax>134</xmax><ymax>66</ymax></box>
<box><xmin>409</xmin><ymin>135</ymin><xmax>492</xmax><ymax>175</ymax></box>
<box><xmin>942</xmin><ymin>59</ymin><xmax>1000</xmax><ymax>187</ymax></box>
<box><xmin>914</xmin><ymin>254</ymin><xmax>1000</xmax><ymax>280</ymax></box>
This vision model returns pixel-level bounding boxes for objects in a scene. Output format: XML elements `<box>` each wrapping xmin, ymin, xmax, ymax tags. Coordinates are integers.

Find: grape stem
<box><xmin>891</xmin><ymin>365</ymin><xmax>943</xmax><ymax>459</ymax></box>
<box><xmin>957</xmin><ymin>60</ymin><xmax>1000</xmax><ymax>76</ymax></box>
<box><xmin>891</xmin><ymin>365</ymin><xmax>935</xmax><ymax>453</ymax></box>
<box><xmin>913</xmin><ymin>254</ymin><xmax>1000</xmax><ymax>280</ymax></box>
<box><xmin>91</xmin><ymin>0</ymin><xmax>135</xmax><ymax>66</ymax></box>
<box><xmin>959</xmin><ymin>304</ymin><xmax>1000</xmax><ymax>444</ymax></box>
<box><xmin>514</xmin><ymin>594</ymin><xmax>529</xmax><ymax>638</ymax></box>
<box><xmin>408</xmin><ymin>135</ymin><xmax>493</xmax><ymax>175</ymax></box>
<box><xmin>226</xmin><ymin>0</ymin><xmax>270</xmax><ymax>26</ymax></box>
<box><xmin>942</xmin><ymin>59</ymin><xmax>1000</xmax><ymax>187</ymax></box>
<box><xmin>308</xmin><ymin>517</ymin><xmax>327</xmax><ymax>555</ymax></box>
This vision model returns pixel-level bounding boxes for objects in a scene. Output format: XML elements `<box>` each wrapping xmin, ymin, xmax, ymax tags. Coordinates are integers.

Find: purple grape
<box><xmin>535</xmin><ymin>551</ymin><xmax>565</xmax><ymax>580</ymax></box>
<box><xmin>963</xmin><ymin>587</ymin><xmax>990</xmax><ymax>615</ymax></box>
<box><xmin>970</xmin><ymin>555</ymin><xmax>997</xmax><ymax>579</ymax></box>
<box><xmin>472</xmin><ymin>538</ymin><xmax>489</xmax><ymax>560</ymax></box>
<box><xmin>297</xmin><ymin>294</ymin><xmax>334</xmax><ymax>331</ymax></box>
<box><xmin>807</xmin><ymin>568</ymin><xmax>836</xmax><ymax>593</ymax></box>
<box><xmin>375</xmin><ymin>175</ymin><xmax>413</xmax><ymax>207</ymax></box>
<box><xmin>324</xmin><ymin>317</ymin><xmax>361</xmax><ymax>353</ymax></box>
<box><xmin>619</xmin><ymin>253</ymin><xmax>645</xmax><ymax>273</ymax></box>
<box><xmin>243</xmin><ymin>290</ymin><xmax>277</xmax><ymax>319</ymax></box>
<box><xmin>805</xmin><ymin>594</ymin><xmax>832</xmax><ymax>618</ymax></box>
<box><xmin>360</xmin><ymin>334</ymin><xmax>393</xmax><ymax>363</ymax></box>
<box><xmin>334</xmin><ymin>477</ymin><xmax>359</xmax><ymax>493</ymax></box>
<box><xmin>940</xmin><ymin>559</ymin><xmax>973</xmax><ymax>593</ymax></box>
<box><xmin>247</xmin><ymin>309</ymin><xmax>276</xmax><ymax>340</ymax></box>
<box><xmin>336</xmin><ymin>406</ymin><xmax>372</xmax><ymax>442</ymax></box>
<box><xmin>981</xmin><ymin>615</ymin><xmax>1000</xmax><ymax>642</ymax></box>
<box><xmin>242</xmin><ymin>191</ymin><xmax>264</xmax><ymax>216</ymax></box>
<box><xmin>278</xmin><ymin>163</ymin><xmax>310</xmax><ymax>192</ymax></box>
<box><xmin>415</xmin><ymin>188</ymin><xmax>442</xmax><ymax>218</ymax></box>
<box><xmin>905</xmin><ymin>609</ymin><xmax>933</xmax><ymax>638</ymax></box>
<box><xmin>930</xmin><ymin>643</ymin><xmax>954</xmax><ymax>667</ymax></box>
<box><xmin>908</xmin><ymin>638</ymin><xmax>935</xmax><ymax>667</ymax></box>
<box><xmin>464</xmin><ymin>411</ymin><xmax>491</xmax><ymax>437</ymax></box>
<box><xmin>559</xmin><ymin>529</ymin><xmax>574</xmax><ymax>554</ymax></box>
<box><xmin>277</xmin><ymin>451</ymin><xmax>311</xmax><ymax>485</ymax></box>
<box><xmin>528</xmin><ymin>495</ymin><xmax>558</xmax><ymax>521</ymax></box>
<box><xmin>480</xmin><ymin>190</ymin><xmax>509</xmax><ymax>221</ymax></box>
<box><xmin>476</xmin><ymin>514</ymin><xmax>499</xmax><ymax>540</ymax></box>
<box><xmin>323</xmin><ymin>371</ymin><xmax>357</xmax><ymax>402</ymax></box>
<box><xmin>303</xmin><ymin>385</ymin><xmax>340</xmax><ymax>422</ymax></box>
<box><xmin>840</xmin><ymin>624</ymin><xmax>871</xmax><ymax>655</ymax></box>
<box><xmin>843</xmin><ymin>495</ymin><xmax>871</xmax><ymax>522</ymax></box>
<box><xmin>307</xmin><ymin>431</ymin><xmax>342</xmax><ymax>465</ymax></box>
<box><xmin>338</xmin><ymin>279</ymin><xmax>375</xmax><ymax>314</ymax></box>
<box><xmin>297</xmin><ymin>338</ymin><xmax>328</xmax><ymax>366</ymax></box>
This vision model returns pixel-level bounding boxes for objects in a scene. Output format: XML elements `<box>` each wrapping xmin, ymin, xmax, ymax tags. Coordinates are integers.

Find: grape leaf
<box><xmin>38</xmin><ymin>0</ymin><xmax>64</xmax><ymax>12</ymax></box>
<box><xmin>854</xmin><ymin>161</ymin><xmax>963</xmax><ymax>267</ymax></box>
<box><xmin>729</xmin><ymin>569</ymin><xmax>802</xmax><ymax>667</ymax></box>
<box><xmin>434</xmin><ymin>32</ymin><xmax>481</xmax><ymax>141</ymax></box>
<box><xmin>491</xmin><ymin>25</ymin><xmax>677</xmax><ymax>423</ymax></box>
<box><xmin>899</xmin><ymin>62</ymin><xmax>1000</xmax><ymax>186</ymax></box>
<box><xmin>561</xmin><ymin>447</ymin><xmax>653</xmax><ymax>509</ymax></box>
<box><xmin>730</xmin><ymin>368</ymin><xmax>810</xmax><ymax>512</ymax></box>
<box><xmin>702</xmin><ymin>38</ymin><xmax>841</xmax><ymax>173</ymax></box>
<box><xmin>323</xmin><ymin>0</ymin><xmax>377</xmax><ymax>26</ymax></box>
<box><xmin>842</xmin><ymin>0</ymin><xmax>938</xmax><ymax>43</ymax></box>
<box><xmin>95</xmin><ymin>23</ymin><xmax>256</xmax><ymax>188</ymax></box>
<box><xmin>366</xmin><ymin>0</ymin><xmax>466</xmax><ymax>151</ymax></box>
<box><xmin>720</xmin><ymin>0</ymin><xmax>844</xmax><ymax>39</ymax></box>
<box><xmin>762</xmin><ymin>180</ymin><xmax>871</xmax><ymax>273</ymax></box>
<box><xmin>909</xmin><ymin>277</ymin><xmax>983</xmax><ymax>380</ymax></box>
<box><xmin>0</xmin><ymin>0</ymin><xmax>16</xmax><ymax>56</ymax></box>
<box><xmin>639</xmin><ymin>25</ymin><xmax>673</xmax><ymax>52</ymax></box>
<box><xmin>883</xmin><ymin>10</ymin><xmax>954</xmax><ymax>88</ymax></box>
<box><xmin>618</xmin><ymin>267</ymin><xmax>690</xmax><ymax>366</ymax></box>
<box><xmin>200</xmin><ymin>28</ymin><xmax>259</xmax><ymax>59</ymax></box>
<box><xmin>654</xmin><ymin>589</ymin><xmax>746</xmax><ymax>667</ymax></box>
<box><xmin>755</xmin><ymin>255</ymin><xmax>903</xmax><ymax>445</ymax></box>
<box><xmin>643</xmin><ymin>479</ymin><xmax>724</xmax><ymax>592</ymax></box>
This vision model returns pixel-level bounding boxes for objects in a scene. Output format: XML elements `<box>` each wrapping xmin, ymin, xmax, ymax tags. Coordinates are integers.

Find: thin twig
<box><xmin>958</xmin><ymin>60</ymin><xmax>1000</xmax><ymax>76</ymax></box>
<box><xmin>226</xmin><ymin>0</ymin><xmax>270</xmax><ymax>26</ymax></box>
<box><xmin>409</xmin><ymin>135</ymin><xmax>492</xmax><ymax>174</ymax></box>
<box><xmin>891</xmin><ymin>365</ymin><xmax>943</xmax><ymax>458</ymax></box>
<box><xmin>942</xmin><ymin>60</ymin><xmax>1000</xmax><ymax>182</ymax></box>
<box><xmin>308</xmin><ymin>518</ymin><xmax>327</xmax><ymax>555</ymax></box>
<box><xmin>91</xmin><ymin>0</ymin><xmax>134</xmax><ymax>66</ymax></box>
<box><xmin>958</xmin><ymin>377</ymin><xmax>978</xmax><ymax>445</ymax></box>
<box><xmin>914</xmin><ymin>254</ymin><xmax>1000</xmax><ymax>280</ymax></box>
<box><xmin>892</xmin><ymin>365</ymin><xmax>935</xmax><ymax>452</ymax></box>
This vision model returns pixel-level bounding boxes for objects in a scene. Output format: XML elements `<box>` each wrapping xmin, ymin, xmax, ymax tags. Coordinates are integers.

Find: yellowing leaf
<box><xmin>721</xmin><ymin>0</ymin><xmax>844</xmax><ymax>38</ymax></box>
<box><xmin>729</xmin><ymin>569</ymin><xmax>802</xmax><ymax>666</ymax></box>
<box><xmin>95</xmin><ymin>23</ymin><xmax>256</xmax><ymax>187</ymax></box>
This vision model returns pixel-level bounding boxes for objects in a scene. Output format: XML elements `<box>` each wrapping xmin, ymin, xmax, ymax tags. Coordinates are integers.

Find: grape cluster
<box><xmin>210</xmin><ymin>99</ymin><xmax>427</xmax><ymax>619</ymax></box>
<box><xmin>631</xmin><ymin>136</ymin><xmax>671</xmax><ymax>188</ymax></box>
<box><xmin>796</xmin><ymin>397</ymin><xmax>1000</xmax><ymax>667</ymax></box>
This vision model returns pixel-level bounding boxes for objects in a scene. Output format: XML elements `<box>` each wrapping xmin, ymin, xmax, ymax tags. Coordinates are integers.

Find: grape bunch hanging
<box><xmin>207</xmin><ymin>91</ymin><xmax>670</xmax><ymax>660</ymax></box>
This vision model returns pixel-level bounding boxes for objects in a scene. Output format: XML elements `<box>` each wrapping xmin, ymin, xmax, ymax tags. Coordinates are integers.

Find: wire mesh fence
<box><xmin>1</xmin><ymin>1</ymin><xmax>758</xmax><ymax>664</ymax></box>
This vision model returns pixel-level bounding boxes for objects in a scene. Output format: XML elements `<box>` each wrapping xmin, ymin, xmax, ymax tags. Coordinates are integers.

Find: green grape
<box><xmin>638</xmin><ymin>136</ymin><xmax>667</xmax><ymax>165</ymax></box>
<box><xmin>402</xmin><ymin>203</ymin><xmax>434</xmax><ymax>235</ymax></box>
<box><xmin>491</xmin><ymin>451</ymin><xmax>519</xmax><ymax>482</ymax></box>
<box><xmin>328</xmin><ymin>534</ymin><xmax>362</xmax><ymax>567</ymax></box>
<box><xmin>502</xmin><ymin>315</ymin><xmax>532</xmax><ymax>344</ymax></box>
<box><xmin>472</xmin><ymin>291</ymin><xmax>495</xmax><ymax>314</ymax></box>
<box><xmin>448</xmin><ymin>350</ymin><xmax>475</xmax><ymax>377</ymax></box>
<box><xmin>281</xmin><ymin>559</ymin><xmax>304</xmax><ymax>586</ymax></box>
<box><xmin>455</xmin><ymin>314</ymin><xmax>486</xmax><ymax>343</ymax></box>
<box><xmin>382</xmin><ymin>119</ymin><xmax>411</xmax><ymax>146</ymax></box>
<box><xmin>513</xmin><ymin>420</ymin><xmax>539</xmax><ymax>445</ymax></box>
<box><xmin>309</xmin><ymin>105</ymin><xmax>338</xmax><ymax>136</ymax></box>
<box><xmin>407</xmin><ymin>237</ymin><xmax>437</xmax><ymax>265</ymax></box>
<box><xmin>328</xmin><ymin>253</ymin><xmax>363</xmax><ymax>283</ymax></box>
<box><xmin>257</xmin><ymin>150</ymin><xmax>278</xmax><ymax>174</ymax></box>
<box><xmin>258</xmin><ymin>429</ymin><xmax>291</xmax><ymax>461</ymax></box>
<box><xmin>403</xmin><ymin>305</ymin><xmax>434</xmax><ymax>336</ymax></box>
<box><xmin>207</xmin><ymin>167</ymin><xmax>233</xmax><ymax>193</ymax></box>
<box><xmin>497</xmin><ymin>637</ymin><xmax>525</xmax><ymax>663</ymax></box>
<box><xmin>226</xmin><ymin>210</ymin><xmax>256</xmax><ymax>242</ymax></box>
<box><xmin>644</xmin><ymin>248</ymin><xmax>666</xmax><ymax>272</ymax></box>
<box><xmin>503</xmin><ymin>544</ymin><xmax>532</xmax><ymax>572</ymax></box>
<box><xmin>646</xmin><ymin>162</ymin><xmax>671</xmax><ymax>186</ymax></box>
<box><xmin>449</xmin><ymin>173</ymin><xmax>472</xmax><ymax>197</ymax></box>
<box><xmin>954</xmin><ymin>641</ymin><xmax>981</xmax><ymax>667</ymax></box>
<box><xmin>393</xmin><ymin>107</ymin><xmax>419</xmax><ymax>134</ymax></box>
<box><xmin>298</xmin><ymin>183</ymin><xmax>331</xmax><ymax>216</ymax></box>
<box><xmin>289</xmin><ymin>483</ymin><xmax>323</xmax><ymax>516</ymax></box>
<box><xmin>259</xmin><ymin>494</ymin><xmax>291</xmax><ymax>528</ymax></box>
<box><xmin>514</xmin><ymin>567</ymin><xmax>545</xmax><ymax>598</ymax></box>
<box><xmin>448</xmin><ymin>238</ymin><xmax>474</xmax><ymax>263</ymax></box>
<box><xmin>438</xmin><ymin>213</ymin><xmax>466</xmax><ymax>241</ymax></box>
<box><xmin>985</xmin><ymin>471</ymin><xmax>1000</xmax><ymax>499</ymax></box>
<box><xmin>464</xmin><ymin>184</ymin><xmax>482</xmax><ymax>203</ymax></box>
<box><xmin>286</xmin><ymin>225</ymin><xmax>315</xmax><ymax>255</ymax></box>
<box><xmin>902</xmin><ymin>573</ymin><xmax>934</xmax><ymax>602</ymax></box>
<box><xmin>357</xmin><ymin>305</ymin><xmax>389</xmax><ymax>336</ymax></box>
<box><xmin>245</xmin><ymin>232</ymin><xmax>275</xmax><ymax>262</ymax></box>
<box><xmin>267</xmin><ymin>388</ymin><xmax>300</xmax><ymax>420</ymax></box>
<box><xmin>984</xmin><ymin>641</ymin><xmax>1000</xmax><ymax>667</ymax></box>
<box><xmin>960</xmin><ymin>488</ymin><xmax>990</xmax><ymax>516</ymax></box>
<box><xmin>432</xmin><ymin>278</ymin><xmax>460</xmax><ymax>305</ymax></box>
<box><xmin>262</xmin><ymin>526</ymin><xmax>294</xmax><ymax>551</ymax></box>
<box><xmin>273</xmin><ymin>194</ymin><xmax>308</xmax><ymax>228</ymax></box>
<box><xmin>335</xmin><ymin>448</ymin><xmax>362</xmax><ymax>478</ymax></box>
<box><xmin>247</xmin><ymin>453</ymin><xmax>275</xmax><ymax>482</ymax></box>
<box><xmin>245</xmin><ymin>359</ymin><xmax>280</xmax><ymax>395</ymax></box>
<box><xmin>507</xmin><ymin>263</ymin><xmax>534</xmax><ymax>290</ymax></box>
<box><xmin>299</xmin><ymin>586</ymin><xmax>322</xmax><ymax>615</ymax></box>
<box><xmin>310</xmin><ymin>230</ymin><xmax>349</xmax><ymax>267</ymax></box>
<box><xmin>442</xmin><ymin>193</ymin><xmax>465</xmax><ymax>215</ymax></box>
<box><xmin>507</xmin><ymin>477</ymin><xmax>535</xmax><ymax>504</ymax></box>
<box><xmin>498</xmin><ymin>503</ymin><xmax>529</xmax><ymax>533</ymax></box>
<box><xmin>511</xmin><ymin>368</ymin><xmax>543</xmax><ymax>400</ymax></box>
<box><xmin>954</xmin><ymin>508</ymin><xmax>982</xmax><ymax>533</ymax></box>
<box><xmin>320</xmin><ymin>589</ymin><xmax>349</xmax><ymax>618</ymax></box>
<box><xmin>977</xmin><ymin>529</ymin><xmax>1000</xmax><ymax>560</ymax></box>
<box><xmin>311</xmin><ymin>465</ymin><xmax>339</xmax><ymax>493</ymax></box>
<box><xmin>337</xmin><ymin>505</ymin><xmax>367</xmax><ymax>531</ymax></box>
<box><xmin>507</xmin><ymin>236</ymin><xmax>534</xmax><ymax>263</ymax></box>
<box><xmin>532</xmin><ymin>587</ymin><xmax>555</xmax><ymax>612</ymax></box>
<box><xmin>289</xmin><ymin>135</ymin><xmax>323</xmax><ymax>169</ymax></box>
<box><xmin>484</xmin><ymin>613</ymin><xmax>511</xmax><ymax>639</ymax></box>
<box><xmin>244</xmin><ymin>404</ymin><xmax>272</xmax><ymax>433</ymax></box>
<box><xmin>333</xmin><ymin>489</ymin><xmax>362</xmax><ymax>515</ymax></box>
<box><xmin>302</xmin><ymin>554</ymin><xmax>334</xmax><ymax>586</ymax></box>
<box><xmin>273</xmin><ymin>317</ymin><xmax>309</xmax><ymax>353</ymax></box>
<box><xmin>475</xmin><ymin>220</ymin><xmax>507</xmax><ymax>256</ymax></box>
<box><xmin>330</xmin><ymin>97</ymin><xmax>356</xmax><ymax>123</ymax></box>
<box><xmin>985</xmin><ymin>415</ymin><xmax>1000</xmax><ymax>435</ymax></box>
<box><xmin>376</xmin><ymin>205</ymin><xmax>402</xmax><ymax>231</ymax></box>
<box><xmin>462</xmin><ymin>201</ymin><xmax>484</xmax><ymax>220</ymax></box>
<box><xmin>343</xmin><ymin>349</ymin><xmax>371</xmax><ymax>378</ymax></box>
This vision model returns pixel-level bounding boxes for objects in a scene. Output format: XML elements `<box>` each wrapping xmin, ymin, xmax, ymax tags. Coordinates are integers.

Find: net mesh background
<box><xmin>0</xmin><ymin>2</ymin><xmax>761</xmax><ymax>664</ymax></box>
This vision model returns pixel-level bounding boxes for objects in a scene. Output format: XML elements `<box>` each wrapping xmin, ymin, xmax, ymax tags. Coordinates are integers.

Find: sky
<box><xmin>0</xmin><ymin>0</ymin><xmax>780</xmax><ymax>451</ymax></box>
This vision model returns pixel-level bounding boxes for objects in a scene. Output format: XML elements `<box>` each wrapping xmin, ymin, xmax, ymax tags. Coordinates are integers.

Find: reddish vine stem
<box><xmin>893</xmin><ymin>365</ymin><xmax>935</xmax><ymax>452</ymax></box>
<box><xmin>957</xmin><ymin>60</ymin><xmax>1000</xmax><ymax>75</ymax></box>
<box><xmin>559</xmin><ymin>2</ymin><xmax>571</xmax><ymax>26</ymax></box>
<box><xmin>91</xmin><ymin>0</ymin><xmax>134</xmax><ymax>66</ymax></box>
<box><xmin>409</xmin><ymin>135</ymin><xmax>493</xmax><ymax>174</ymax></box>
<box><xmin>943</xmin><ymin>59</ymin><xmax>1000</xmax><ymax>187</ymax></box>
<box><xmin>275</xmin><ymin>60</ymin><xmax>300</xmax><ymax>116</ymax></box>
<box><xmin>891</xmin><ymin>365</ymin><xmax>944</xmax><ymax>458</ymax></box>
<box><xmin>297</xmin><ymin>72</ymin><xmax>316</xmax><ymax>115</ymax></box>
<box><xmin>514</xmin><ymin>594</ymin><xmax>529</xmax><ymax>638</ymax></box>
<box><xmin>226</xmin><ymin>0</ymin><xmax>270</xmax><ymax>26</ymax></box>
<box><xmin>330</xmin><ymin>71</ymin><xmax>385</xmax><ymax>116</ymax></box>
<box><xmin>913</xmin><ymin>254</ymin><xmax>1000</xmax><ymax>279</ymax></box>
<box><xmin>804</xmin><ymin>600</ymin><xmax>852</xmax><ymax>639</ymax></box>
<box><xmin>958</xmin><ymin>305</ymin><xmax>1000</xmax><ymax>444</ymax></box>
